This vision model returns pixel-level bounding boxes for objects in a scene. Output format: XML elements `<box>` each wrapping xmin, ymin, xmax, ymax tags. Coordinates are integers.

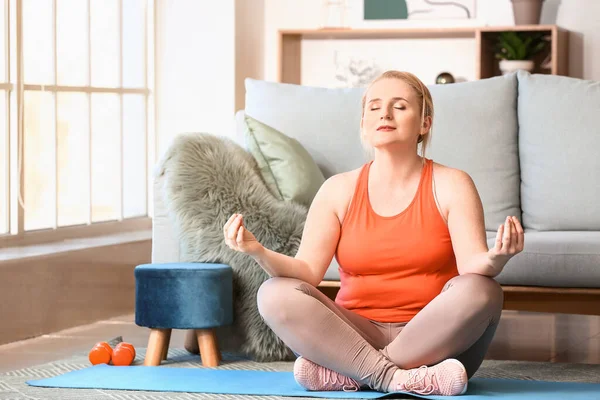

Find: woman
<box><xmin>222</xmin><ymin>70</ymin><xmax>524</xmax><ymax>396</ymax></box>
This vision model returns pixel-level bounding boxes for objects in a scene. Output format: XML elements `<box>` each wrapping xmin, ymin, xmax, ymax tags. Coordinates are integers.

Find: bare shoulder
<box><xmin>431</xmin><ymin>162</ymin><xmax>480</xmax><ymax>215</ymax></box>
<box><xmin>322</xmin><ymin>168</ymin><xmax>361</xmax><ymax>190</ymax></box>
<box><xmin>315</xmin><ymin>167</ymin><xmax>362</xmax><ymax>223</ymax></box>
<box><xmin>432</xmin><ymin>162</ymin><xmax>476</xmax><ymax>189</ymax></box>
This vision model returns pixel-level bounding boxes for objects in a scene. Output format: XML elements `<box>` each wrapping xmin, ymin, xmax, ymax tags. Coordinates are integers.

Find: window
<box><xmin>0</xmin><ymin>0</ymin><xmax>154</xmax><ymax>240</ymax></box>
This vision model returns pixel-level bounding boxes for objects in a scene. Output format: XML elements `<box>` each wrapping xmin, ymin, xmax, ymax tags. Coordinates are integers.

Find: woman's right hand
<box><xmin>223</xmin><ymin>214</ymin><xmax>264</xmax><ymax>256</ymax></box>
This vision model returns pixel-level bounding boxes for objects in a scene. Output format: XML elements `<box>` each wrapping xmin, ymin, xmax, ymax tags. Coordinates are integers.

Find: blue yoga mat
<box><xmin>27</xmin><ymin>364</ymin><xmax>600</xmax><ymax>399</ymax></box>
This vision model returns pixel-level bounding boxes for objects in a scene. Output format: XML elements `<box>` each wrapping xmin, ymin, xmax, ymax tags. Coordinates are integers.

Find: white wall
<box><xmin>155</xmin><ymin>0</ymin><xmax>265</xmax><ymax>158</ymax></box>
<box><xmin>552</xmin><ymin>0</ymin><xmax>600</xmax><ymax>80</ymax></box>
<box><xmin>155</xmin><ymin>0</ymin><xmax>235</xmax><ymax>157</ymax></box>
<box><xmin>263</xmin><ymin>0</ymin><xmax>600</xmax><ymax>84</ymax></box>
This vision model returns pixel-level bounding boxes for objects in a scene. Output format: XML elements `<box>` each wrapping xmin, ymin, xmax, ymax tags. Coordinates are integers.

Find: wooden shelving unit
<box><xmin>277</xmin><ymin>24</ymin><xmax>569</xmax><ymax>84</ymax></box>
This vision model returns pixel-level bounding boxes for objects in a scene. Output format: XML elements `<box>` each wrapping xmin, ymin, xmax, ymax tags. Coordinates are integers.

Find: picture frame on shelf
<box><xmin>363</xmin><ymin>0</ymin><xmax>476</xmax><ymax>21</ymax></box>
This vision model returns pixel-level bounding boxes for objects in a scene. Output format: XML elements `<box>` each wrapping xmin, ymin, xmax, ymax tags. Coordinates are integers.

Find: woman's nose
<box><xmin>380</xmin><ymin>109</ymin><xmax>391</xmax><ymax>120</ymax></box>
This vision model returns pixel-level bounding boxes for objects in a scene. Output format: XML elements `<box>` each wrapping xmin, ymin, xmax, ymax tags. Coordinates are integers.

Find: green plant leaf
<box><xmin>497</xmin><ymin>33</ymin><xmax>518</xmax><ymax>60</ymax></box>
<box><xmin>517</xmin><ymin>42</ymin><xmax>527</xmax><ymax>59</ymax></box>
<box><xmin>506</xmin><ymin>44</ymin><xmax>518</xmax><ymax>60</ymax></box>
<box><xmin>504</xmin><ymin>32</ymin><xmax>522</xmax><ymax>49</ymax></box>
<box><xmin>495</xmin><ymin>31</ymin><xmax>548</xmax><ymax>60</ymax></box>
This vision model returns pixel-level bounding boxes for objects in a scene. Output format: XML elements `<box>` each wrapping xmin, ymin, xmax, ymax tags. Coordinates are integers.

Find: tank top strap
<box><xmin>343</xmin><ymin>161</ymin><xmax>372</xmax><ymax>226</ymax></box>
<box><xmin>417</xmin><ymin>158</ymin><xmax>436</xmax><ymax>209</ymax></box>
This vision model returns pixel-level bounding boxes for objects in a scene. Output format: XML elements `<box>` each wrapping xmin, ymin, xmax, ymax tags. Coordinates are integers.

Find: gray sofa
<box><xmin>153</xmin><ymin>71</ymin><xmax>600</xmax><ymax>315</ymax></box>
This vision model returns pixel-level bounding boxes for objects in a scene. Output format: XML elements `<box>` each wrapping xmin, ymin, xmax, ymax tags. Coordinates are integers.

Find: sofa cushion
<box><xmin>244</xmin><ymin>115</ymin><xmax>326</xmax><ymax>206</ymax></box>
<box><xmin>517</xmin><ymin>71</ymin><xmax>600</xmax><ymax>230</ymax></box>
<box><xmin>244</xmin><ymin>78</ymin><xmax>366</xmax><ymax>178</ymax></box>
<box><xmin>427</xmin><ymin>74</ymin><xmax>521</xmax><ymax>231</ymax></box>
<box><xmin>152</xmin><ymin>174</ymin><xmax>181</xmax><ymax>264</ymax></box>
<box><xmin>233</xmin><ymin>110</ymin><xmax>248</xmax><ymax>149</ymax></box>
<box><xmin>492</xmin><ymin>231</ymin><xmax>600</xmax><ymax>288</ymax></box>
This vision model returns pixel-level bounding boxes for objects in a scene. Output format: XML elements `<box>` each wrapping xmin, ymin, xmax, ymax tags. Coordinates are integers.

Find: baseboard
<box><xmin>0</xmin><ymin>239</ymin><xmax>151</xmax><ymax>346</ymax></box>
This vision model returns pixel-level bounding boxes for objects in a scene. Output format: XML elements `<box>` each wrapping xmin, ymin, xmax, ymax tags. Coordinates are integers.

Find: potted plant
<box><xmin>495</xmin><ymin>31</ymin><xmax>547</xmax><ymax>75</ymax></box>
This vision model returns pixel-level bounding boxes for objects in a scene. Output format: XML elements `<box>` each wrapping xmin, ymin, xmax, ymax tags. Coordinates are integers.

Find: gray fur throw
<box><xmin>155</xmin><ymin>132</ymin><xmax>307</xmax><ymax>362</ymax></box>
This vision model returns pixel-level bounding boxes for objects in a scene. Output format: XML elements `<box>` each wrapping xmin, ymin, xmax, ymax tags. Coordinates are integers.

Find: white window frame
<box><xmin>0</xmin><ymin>0</ymin><xmax>155</xmax><ymax>246</ymax></box>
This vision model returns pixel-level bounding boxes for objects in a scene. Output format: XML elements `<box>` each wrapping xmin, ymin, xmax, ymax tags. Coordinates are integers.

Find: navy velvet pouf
<box><xmin>134</xmin><ymin>263</ymin><xmax>233</xmax><ymax>329</ymax></box>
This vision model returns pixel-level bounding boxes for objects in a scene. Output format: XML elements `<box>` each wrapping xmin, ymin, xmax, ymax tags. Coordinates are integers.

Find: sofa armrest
<box><xmin>152</xmin><ymin>171</ymin><xmax>181</xmax><ymax>264</ymax></box>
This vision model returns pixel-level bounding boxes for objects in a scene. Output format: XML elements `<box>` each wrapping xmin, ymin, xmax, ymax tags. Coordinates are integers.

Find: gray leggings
<box><xmin>257</xmin><ymin>273</ymin><xmax>503</xmax><ymax>392</ymax></box>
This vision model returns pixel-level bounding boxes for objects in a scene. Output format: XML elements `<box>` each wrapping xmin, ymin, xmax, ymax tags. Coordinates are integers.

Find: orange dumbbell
<box><xmin>89</xmin><ymin>341</ymin><xmax>113</xmax><ymax>365</ymax></box>
<box><xmin>112</xmin><ymin>342</ymin><xmax>136</xmax><ymax>366</ymax></box>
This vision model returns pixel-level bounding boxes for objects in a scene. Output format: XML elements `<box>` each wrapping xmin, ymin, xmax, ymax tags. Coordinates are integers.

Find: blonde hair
<box><xmin>360</xmin><ymin>70</ymin><xmax>434</xmax><ymax>159</ymax></box>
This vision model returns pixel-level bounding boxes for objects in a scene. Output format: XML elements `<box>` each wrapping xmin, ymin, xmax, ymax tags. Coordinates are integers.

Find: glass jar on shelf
<box><xmin>320</xmin><ymin>0</ymin><xmax>349</xmax><ymax>29</ymax></box>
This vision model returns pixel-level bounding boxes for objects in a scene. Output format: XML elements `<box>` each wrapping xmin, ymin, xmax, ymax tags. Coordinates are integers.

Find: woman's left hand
<box><xmin>489</xmin><ymin>216</ymin><xmax>524</xmax><ymax>261</ymax></box>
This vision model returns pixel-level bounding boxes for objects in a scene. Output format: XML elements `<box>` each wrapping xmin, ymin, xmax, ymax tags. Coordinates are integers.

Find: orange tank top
<box><xmin>335</xmin><ymin>158</ymin><xmax>459</xmax><ymax>323</ymax></box>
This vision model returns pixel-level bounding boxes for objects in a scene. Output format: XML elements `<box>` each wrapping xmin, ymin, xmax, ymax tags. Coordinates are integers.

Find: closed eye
<box><xmin>370</xmin><ymin>106</ymin><xmax>404</xmax><ymax>111</ymax></box>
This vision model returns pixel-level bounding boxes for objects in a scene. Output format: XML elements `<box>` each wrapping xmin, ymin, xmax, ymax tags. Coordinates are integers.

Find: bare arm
<box><xmin>446</xmin><ymin>170</ymin><xmax>524</xmax><ymax>277</ymax></box>
<box><xmin>224</xmin><ymin>175</ymin><xmax>344</xmax><ymax>287</ymax></box>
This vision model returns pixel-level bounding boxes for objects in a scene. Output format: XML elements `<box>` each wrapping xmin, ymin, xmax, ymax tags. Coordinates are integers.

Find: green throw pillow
<box><xmin>244</xmin><ymin>115</ymin><xmax>325</xmax><ymax>206</ymax></box>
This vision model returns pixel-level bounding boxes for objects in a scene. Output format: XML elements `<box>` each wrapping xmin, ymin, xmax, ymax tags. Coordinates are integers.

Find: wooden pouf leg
<box><xmin>161</xmin><ymin>329</ymin><xmax>172</xmax><ymax>361</ymax></box>
<box><xmin>215</xmin><ymin>334</ymin><xmax>221</xmax><ymax>363</ymax></box>
<box><xmin>196</xmin><ymin>328</ymin><xmax>220</xmax><ymax>367</ymax></box>
<box><xmin>144</xmin><ymin>328</ymin><xmax>171</xmax><ymax>366</ymax></box>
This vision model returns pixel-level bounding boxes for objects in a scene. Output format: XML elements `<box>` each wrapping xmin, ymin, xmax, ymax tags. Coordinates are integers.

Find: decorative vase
<box><xmin>511</xmin><ymin>0</ymin><xmax>545</xmax><ymax>25</ymax></box>
<box><xmin>435</xmin><ymin>72</ymin><xmax>455</xmax><ymax>84</ymax></box>
<box><xmin>321</xmin><ymin>0</ymin><xmax>349</xmax><ymax>29</ymax></box>
<box><xmin>499</xmin><ymin>60</ymin><xmax>535</xmax><ymax>75</ymax></box>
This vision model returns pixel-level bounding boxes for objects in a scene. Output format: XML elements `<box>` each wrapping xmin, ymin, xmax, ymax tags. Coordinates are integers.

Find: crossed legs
<box><xmin>257</xmin><ymin>274</ymin><xmax>503</xmax><ymax>392</ymax></box>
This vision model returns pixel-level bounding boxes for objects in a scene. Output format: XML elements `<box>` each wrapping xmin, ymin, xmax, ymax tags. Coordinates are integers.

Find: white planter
<box><xmin>499</xmin><ymin>60</ymin><xmax>535</xmax><ymax>75</ymax></box>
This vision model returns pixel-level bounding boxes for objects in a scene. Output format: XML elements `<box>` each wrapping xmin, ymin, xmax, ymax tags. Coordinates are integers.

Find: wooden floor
<box><xmin>1</xmin><ymin>310</ymin><xmax>599</xmax><ymax>373</ymax></box>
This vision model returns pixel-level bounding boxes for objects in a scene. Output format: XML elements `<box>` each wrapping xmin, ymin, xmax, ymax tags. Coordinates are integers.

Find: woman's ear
<box><xmin>422</xmin><ymin>115</ymin><xmax>432</xmax><ymax>134</ymax></box>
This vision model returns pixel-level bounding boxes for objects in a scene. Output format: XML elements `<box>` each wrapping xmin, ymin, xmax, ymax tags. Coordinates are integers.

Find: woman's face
<box><xmin>361</xmin><ymin>78</ymin><xmax>427</xmax><ymax>149</ymax></box>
